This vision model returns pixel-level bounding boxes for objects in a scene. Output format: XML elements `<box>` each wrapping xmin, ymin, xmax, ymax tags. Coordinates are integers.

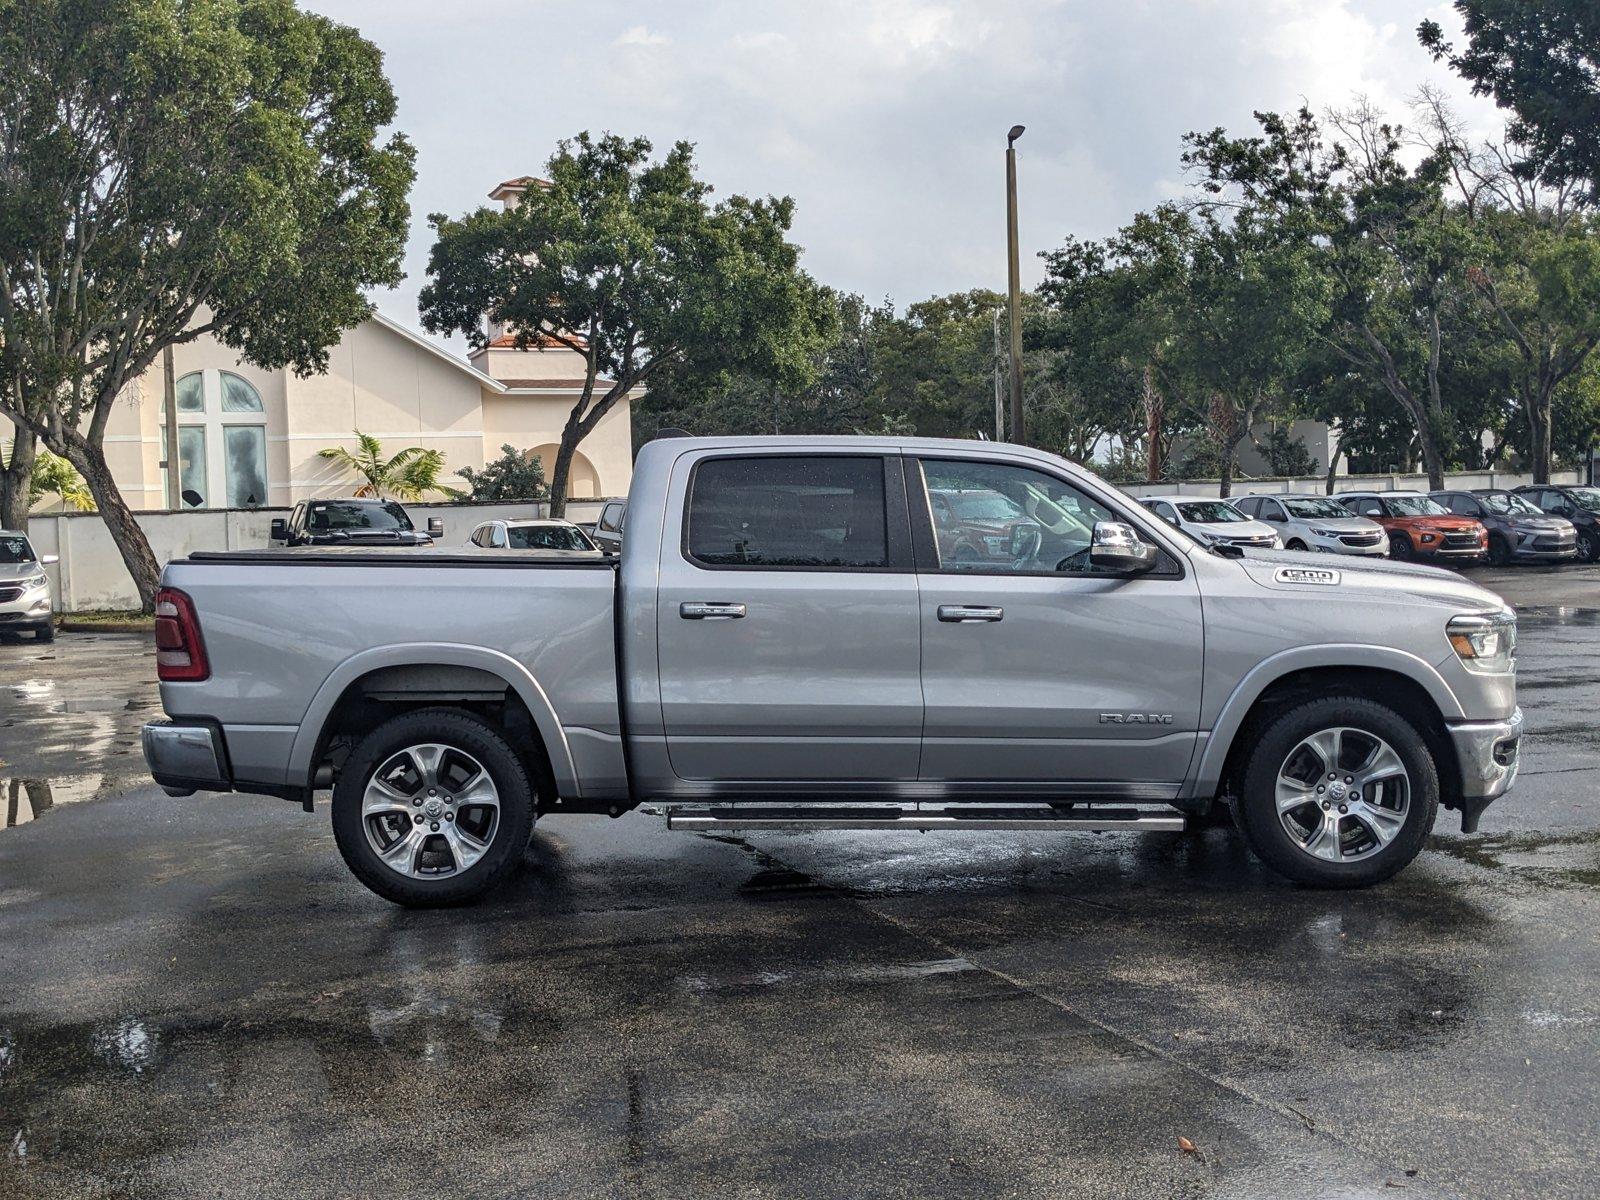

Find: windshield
<box><xmin>1177</xmin><ymin>501</ymin><xmax>1246</xmax><ymax>523</ymax></box>
<box><xmin>1385</xmin><ymin>495</ymin><xmax>1448</xmax><ymax>517</ymax></box>
<box><xmin>508</xmin><ymin>525</ymin><xmax>594</xmax><ymax>551</ymax></box>
<box><xmin>308</xmin><ymin>501</ymin><xmax>413</xmax><ymax>532</ymax></box>
<box><xmin>1566</xmin><ymin>488</ymin><xmax>1600</xmax><ymax>512</ymax></box>
<box><xmin>0</xmin><ymin>535</ymin><xmax>36</xmax><ymax>564</ymax></box>
<box><xmin>1480</xmin><ymin>492</ymin><xmax>1541</xmax><ymax>516</ymax></box>
<box><xmin>941</xmin><ymin>491</ymin><xmax>1024</xmax><ymax>520</ymax></box>
<box><xmin>1282</xmin><ymin>497</ymin><xmax>1353</xmax><ymax>520</ymax></box>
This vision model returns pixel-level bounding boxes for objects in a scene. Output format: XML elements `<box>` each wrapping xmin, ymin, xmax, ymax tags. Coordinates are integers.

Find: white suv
<box><xmin>1233</xmin><ymin>494</ymin><xmax>1388</xmax><ymax>557</ymax></box>
<box><xmin>0</xmin><ymin>530</ymin><xmax>58</xmax><ymax>642</ymax></box>
<box><xmin>1139</xmin><ymin>496</ymin><xmax>1281</xmax><ymax>549</ymax></box>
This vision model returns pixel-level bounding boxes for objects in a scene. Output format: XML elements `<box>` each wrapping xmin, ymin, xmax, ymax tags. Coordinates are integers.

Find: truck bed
<box><xmin>160</xmin><ymin>549</ymin><xmax>626</xmax><ymax>800</ymax></box>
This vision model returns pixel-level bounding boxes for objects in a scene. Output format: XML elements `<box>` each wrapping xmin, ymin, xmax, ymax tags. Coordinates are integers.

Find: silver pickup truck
<box><xmin>143</xmin><ymin>437</ymin><xmax>1522</xmax><ymax>906</ymax></box>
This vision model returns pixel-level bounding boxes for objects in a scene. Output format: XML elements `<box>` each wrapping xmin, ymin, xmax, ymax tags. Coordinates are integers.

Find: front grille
<box><xmin>1228</xmin><ymin>535</ymin><xmax>1276</xmax><ymax>547</ymax></box>
<box><xmin>1339</xmin><ymin>532</ymin><xmax>1383</xmax><ymax>546</ymax></box>
<box><xmin>1533</xmin><ymin>533</ymin><xmax>1575</xmax><ymax>550</ymax></box>
<box><xmin>1443</xmin><ymin>532</ymin><xmax>1480</xmax><ymax>548</ymax></box>
<box><xmin>0</xmin><ymin>585</ymin><xmax>22</xmax><ymax>603</ymax></box>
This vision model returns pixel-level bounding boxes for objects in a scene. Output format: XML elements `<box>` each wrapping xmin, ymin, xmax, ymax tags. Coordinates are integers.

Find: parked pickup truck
<box><xmin>143</xmin><ymin>437</ymin><xmax>1522</xmax><ymax>906</ymax></box>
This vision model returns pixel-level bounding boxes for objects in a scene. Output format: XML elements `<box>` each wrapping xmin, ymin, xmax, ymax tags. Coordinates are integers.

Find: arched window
<box><xmin>162</xmin><ymin>370</ymin><xmax>269</xmax><ymax>509</ymax></box>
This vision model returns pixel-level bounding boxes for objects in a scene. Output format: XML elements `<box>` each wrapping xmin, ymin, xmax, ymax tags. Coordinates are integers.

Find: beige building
<box><xmin>9</xmin><ymin>176</ymin><xmax>635</xmax><ymax>513</ymax></box>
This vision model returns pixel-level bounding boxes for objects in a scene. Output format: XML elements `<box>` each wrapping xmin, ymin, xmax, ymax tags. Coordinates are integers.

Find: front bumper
<box><xmin>0</xmin><ymin>588</ymin><xmax>54</xmax><ymax>629</ymax></box>
<box><xmin>1447</xmin><ymin>707</ymin><xmax>1522</xmax><ymax>832</ymax></box>
<box><xmin>142</xmin><ymin>721</ymin><xmax>232</xmax><ymax>797</ymax></box>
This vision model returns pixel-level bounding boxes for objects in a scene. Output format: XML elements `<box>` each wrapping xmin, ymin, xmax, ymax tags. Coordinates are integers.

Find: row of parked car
<box><xmin>1139</xmin><ymin>484</ymin><xmax>1600</xmax><ymax>566</ymax></box>
<box><xmin>266</xmin><ymin>497</ymin><xmax>628</xmax><ymax>556</ymax></box>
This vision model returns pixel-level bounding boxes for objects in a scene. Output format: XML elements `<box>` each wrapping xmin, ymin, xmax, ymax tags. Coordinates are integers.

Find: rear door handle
<box><xmin>938</xmin><ymin>604</ymin><xmax>1003</xmax><ymax>623</ymax></box>
<box><xmin>680</xmin><ymin>602</ymin><xmax>747</xmax><ymax>620</ymax></box>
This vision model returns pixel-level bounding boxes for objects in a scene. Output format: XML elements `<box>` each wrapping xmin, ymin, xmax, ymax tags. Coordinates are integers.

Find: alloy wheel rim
<box><xmin>361</xmin><ymin>743</ymin><xmax>501</xmax><ymax>879</ymax></box>
<box><xmin>1275</xmin><ymin>726</ymin><xmax>1409</xmax><ymax>864</ymax></box>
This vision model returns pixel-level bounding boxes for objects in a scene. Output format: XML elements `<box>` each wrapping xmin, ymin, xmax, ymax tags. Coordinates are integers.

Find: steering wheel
<box><xmin>1010</xmin><ymin>524</ymin><xmax>1043</xmax><ymax>570</ymax></box>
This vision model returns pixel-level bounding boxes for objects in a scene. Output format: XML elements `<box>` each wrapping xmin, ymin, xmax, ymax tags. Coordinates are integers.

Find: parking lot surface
<box><xmin>1</xmin><ymin>565</ymin><xmax>1598</xmax><ymax>1199</ymax></box>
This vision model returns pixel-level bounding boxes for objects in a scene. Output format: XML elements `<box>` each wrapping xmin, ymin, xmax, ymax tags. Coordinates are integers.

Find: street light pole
<box><xmin>1005</xmin><ymin>124</ymin><xmax>1026</xmax><ymax>445</ymax></box>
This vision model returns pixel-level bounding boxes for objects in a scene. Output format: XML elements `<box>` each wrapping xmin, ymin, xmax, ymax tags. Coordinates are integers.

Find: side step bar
<box><xmin>663</xmin><ymin>804</ymin><xmax>1186</xmax><ymax>833</ymax></box>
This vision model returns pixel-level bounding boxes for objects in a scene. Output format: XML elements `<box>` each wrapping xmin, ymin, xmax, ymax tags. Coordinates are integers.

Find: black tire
<box><xmin>34</xmin><ymin>623</ymin><xmax>55</xmax><ymax>643</ymax></box>
<box><xmin>1285</xmin><ymin>538</ymin><xmax>1308</xmax><ymax>552</ymax></box>
<box><xmin>1235</xmin><ymin>696</ymin><xmax>1438</xmax><ymax>888</ymax></box>
<box><xmin>332</xmin><ymin>707</ymin><xmax>534</xmax><ymax>907</ymax></box>
<box><xmin>1387</xmin><ymin>531</ymin><xmax>1414</xmax><ymax>560</ymax></box>
<box><xmin>1579</xmin><ymin>529</ymin><xmax>1600</xmax><ymax>564</ymax></box>
<box><xmin>1486</xmin><ymin>534</ymin><xmax>1511</xmax><ymax>567</ymax></box>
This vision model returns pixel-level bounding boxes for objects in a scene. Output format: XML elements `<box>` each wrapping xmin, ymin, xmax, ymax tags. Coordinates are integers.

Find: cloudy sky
<box><xmin>310</xmin><ymin>0</ymin><xmax>1504</xmax><ymax>348</ymax></box>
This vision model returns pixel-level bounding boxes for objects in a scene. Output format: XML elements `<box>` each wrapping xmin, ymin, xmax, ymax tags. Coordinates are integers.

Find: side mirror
<box><xmin>1263</xmin><ymin>510</ymin><xmax>1286</xmax><ymax>522</ymax></box>
<box><xmin>40</xmin><ymin>553</ymin><xmax>59</xmax><ymax>566</ymax></box>
<box><xmin>426</xmin><ymin>517</ymin><xmax>444</xmax><ymax>537</ymax></box>
<box><xmin>1089</xmin><ymin>521</ymin><xmax>1157</xmax><ymax>574</ymax></box>
<box><xmin>269</xmin><ymin>517</ymin><xmax>288</xmax><ymax>541</ymax></box>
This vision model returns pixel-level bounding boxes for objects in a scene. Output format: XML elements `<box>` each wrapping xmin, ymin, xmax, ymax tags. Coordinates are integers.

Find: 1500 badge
<box><xmin>1274</xmin><ymin>566</ymin><xmax>1341</xmax><ymax>586</ymax></box>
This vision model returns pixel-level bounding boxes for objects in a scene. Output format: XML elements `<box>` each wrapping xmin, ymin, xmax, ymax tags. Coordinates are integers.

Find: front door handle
<box><xmin>681</xmin><ymin>602</ymin><xmax>747</xmax><ymax>620</ymax></box>
<box><xmin>938</xmin><ymin>604</ymin><xmax>1003</xmax><ymax>623</ymax></box>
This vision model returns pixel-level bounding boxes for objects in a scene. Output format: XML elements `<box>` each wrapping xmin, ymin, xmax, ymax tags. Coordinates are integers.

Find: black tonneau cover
<box><xmin>183</xmin><ymin>547</ymin><xmax>615</xmax><ymax>569</ymax></box>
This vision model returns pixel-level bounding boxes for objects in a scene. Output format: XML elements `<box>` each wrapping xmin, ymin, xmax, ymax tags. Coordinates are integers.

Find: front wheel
<box><xmin>1578</xmin><ymin>529</ymin><xmax>1600</xmax><ymax>564</ymax></box>
<box><xmin>1235</xmin><ymin>697</ymin><xmax>1438</xmax><ymax>888</ymax></box>
<box><xmin>33</xmin><ymin>623</ymin><xmax>54</xmax><ymax>643</ymax></box>
<box><xmin>1388</xmin><ymin>532</ymin><xmax>1414</xmax><ymax>560</ymax></box>
<box><xmin>1285</xmin><ymin>538</ymin><xmax>1308</xmax><ymax>552</ymax></box>
<box><xmin>1486</xmin><ymin>534</ymin><xmax>1511</xmax><ymax>567</ymax></box>
<box><xmin>332</xmin><ymin>708</ymin><xmax>535</xmax><ymax>907</ymax></box>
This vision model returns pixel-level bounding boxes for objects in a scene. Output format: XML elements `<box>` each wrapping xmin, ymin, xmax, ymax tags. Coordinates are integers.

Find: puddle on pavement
<box><xmin>0</xmin><ymin>775</ymin><xmax>132</xmax><ymax>831</ymax></box>
<box><xmin>1431</xmin><ymin>829</ymin><xmax>1600</xmax><ymax>889</ymax></box>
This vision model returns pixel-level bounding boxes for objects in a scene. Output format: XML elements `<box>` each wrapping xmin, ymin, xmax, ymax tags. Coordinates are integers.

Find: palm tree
<box><xmin>317</xmin><ymin>432</ymin><xmax>461</xmax><ymax>500</ymax></box>
<box><xmin>1</xmin><ymin>441</ymin><xmax>96</xmax><ymax>513</ymax></box>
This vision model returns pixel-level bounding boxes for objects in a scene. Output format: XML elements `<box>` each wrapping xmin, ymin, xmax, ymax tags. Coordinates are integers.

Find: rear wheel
<box><xmin>1486</xmin><ymin>534</ymin><xmax>1512</xmax><ymax>566</ymax></box>
<box><xmin>1235</xmin><ymin>697</ymin><xmax>1438</xmax><ymax>888</ymax></box>
<box><xmin>332</xmin><ymin>708</ymin><xmax>534</xmax><ymax>907</ymax></box>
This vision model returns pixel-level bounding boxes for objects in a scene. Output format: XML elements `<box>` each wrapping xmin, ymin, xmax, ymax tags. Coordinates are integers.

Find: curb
<box><xmin>56</xmin><ymin>621</ymin><xmax>154</xmax><ymax>634</ymax></box>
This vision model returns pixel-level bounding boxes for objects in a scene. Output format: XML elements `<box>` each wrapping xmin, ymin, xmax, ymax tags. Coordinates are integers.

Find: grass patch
<box><xmin>57</xmin><ymin>609</ymin><xmax>154</xmax><ymax>631</ymax></box>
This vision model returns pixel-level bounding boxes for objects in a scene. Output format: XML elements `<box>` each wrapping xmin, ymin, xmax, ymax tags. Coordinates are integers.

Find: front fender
<box><xmin>1188</xmin><ymin>643</ymin><xmax>1465</xmax><ymax>799</ymax></box>
<box><xmin>286</xmin><ymin>642</ymin><xmax>580</xmax><ymax>797</ymax></box>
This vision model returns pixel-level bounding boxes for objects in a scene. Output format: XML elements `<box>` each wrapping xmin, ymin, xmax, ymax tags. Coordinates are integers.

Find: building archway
<box><xmin>529</xmin><ymin>444</ymin><xmax>599</xmax><ymax>498</ymax></box>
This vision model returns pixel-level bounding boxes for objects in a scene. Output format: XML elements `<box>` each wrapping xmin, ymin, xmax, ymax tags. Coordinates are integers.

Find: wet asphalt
<box><xmin>0</xmin><ymin>565</ymin><xmax>1597</xmax><ymax>1199</ymax></box>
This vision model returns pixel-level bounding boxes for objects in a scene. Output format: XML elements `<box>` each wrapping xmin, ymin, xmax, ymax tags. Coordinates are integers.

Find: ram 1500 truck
<box><xmin>142</xmin><ymin>437</ymin><xmax>1522</xmax><ymax>906</ymax></box>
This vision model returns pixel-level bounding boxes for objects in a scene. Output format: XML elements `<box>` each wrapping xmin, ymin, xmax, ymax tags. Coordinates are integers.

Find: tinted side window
<box><xmin>1355</xmin><ymin>498</ymin><xmax>1384</xmax><ymax>517</ymax></box>
<box><xmin>1234</xmin><ymin>497</ymin><xmax>1258</xmax><ymax>517</ymax></box>
<box><xmin>1450</xmin><ymin>495</ymin><xmax>1479</xmax><ymax>517</ymax></box>
<box><xmin>599</xmin><ymin>503</ymin><xmax>623</xmax><ymax>533</ymax></box>
<box><xmin>686</xmin><ymin>456</ymin><xmax>889</xmax><ymax>568</ymax></box>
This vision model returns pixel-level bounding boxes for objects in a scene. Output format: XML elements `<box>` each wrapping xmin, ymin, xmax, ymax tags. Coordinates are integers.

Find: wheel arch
<box><xmin>1193</xmin><ymin>649</ymin><xmax>1463</xmax><ymax>806</ymax></box>
<box><xmin>288</xmin><ymin>644</ymin><xmax>577</xmax><ymax>798</ymax></box>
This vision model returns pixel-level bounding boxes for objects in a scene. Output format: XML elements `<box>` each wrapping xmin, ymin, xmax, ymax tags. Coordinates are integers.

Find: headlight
<box><xmin>23</xmin><ymin>572</ymin><xmax>48</xmax><ymax>592</ymax></box>
<box><xmin>1448</xmin><ymin>612</ymin><xmax>1516</xmax><ymax>674</ymax></box>
<box><xmin>1309</xmin><ymin>527</ymin><xmax>1339</xmax><ymax>537</ymax></box>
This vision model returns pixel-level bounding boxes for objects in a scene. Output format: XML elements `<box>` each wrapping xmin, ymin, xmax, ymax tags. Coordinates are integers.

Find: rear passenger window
<box><xmin>687</xmin><ymin>456</ymin><xmax>889</xmax><ymax>568</ymax></box>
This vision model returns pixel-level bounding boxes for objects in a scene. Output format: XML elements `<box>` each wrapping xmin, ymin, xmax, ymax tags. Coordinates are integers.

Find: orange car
<box><xmin>1336</xmin><ymin>491</ymin><xmax>1487</xmax><ymax>563</ymax></box>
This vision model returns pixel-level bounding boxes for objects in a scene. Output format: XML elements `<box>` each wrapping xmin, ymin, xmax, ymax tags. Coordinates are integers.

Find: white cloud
<box><xmin>614</xmin><ymin>24</ymin><xmax>670</xmax><ymax>47</ymax></box>
<box><xmin>306</xmin><ymin>0</ymin><xmax>1501</xmax><ymax>344</ymax></box>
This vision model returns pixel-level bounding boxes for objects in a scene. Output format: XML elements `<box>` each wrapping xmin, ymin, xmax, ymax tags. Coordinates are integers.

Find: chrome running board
<box><xmin>662</xmin><ymin>804</ymin><xmax>1186</xmax><ymax>833</ymax></box>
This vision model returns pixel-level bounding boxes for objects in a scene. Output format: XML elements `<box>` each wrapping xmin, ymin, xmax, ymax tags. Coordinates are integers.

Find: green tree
<box><xmin>31</xmin><ymin>447</ymin><xmax>93</xmax><ymax>511</ymax></box>
<box><xmin>1421</xmin><ymin>3</ymin><xmax>1600</xmax><ymax>197</ymax></box>
<box><xmin>0</xmin><ymin>0</ymin><xmax>414</xmax><ymax>609</ymax></box>
<box><xmin>318</xmin><ymin>433</ymin><xmax>459</xmax><ymax>501</ymax></box>
<box><xmin>456</xmin><ymin>445</ymin><xmax>549</xmax><ymax>503</ymax></box>
<box><xmin>421</xmin><ymin>133</ymin><xmax>834</xmax><ymax>517</ymax></box>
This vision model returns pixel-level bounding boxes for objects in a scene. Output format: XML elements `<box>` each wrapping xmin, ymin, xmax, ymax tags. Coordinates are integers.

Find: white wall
<box><xmin>26</xmin><ymin>498</ymin><xmax>617</xmax><ymax>613</ymax></box>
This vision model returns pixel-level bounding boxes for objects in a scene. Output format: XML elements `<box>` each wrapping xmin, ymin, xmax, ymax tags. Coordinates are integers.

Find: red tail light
<box><xmin>155</xmin><ymin>587</ymin><xmax>209</xmax><ymax>682</ymax></box>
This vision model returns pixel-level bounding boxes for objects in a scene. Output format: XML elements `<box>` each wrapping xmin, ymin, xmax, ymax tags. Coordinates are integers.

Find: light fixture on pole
<box><xmin>1005</xmin><ymin>124</ymin><xmax>1026</xmax><ymax>445</ymax></box>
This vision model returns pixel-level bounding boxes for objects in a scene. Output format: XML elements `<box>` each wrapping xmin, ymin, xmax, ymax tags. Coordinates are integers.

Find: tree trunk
<box><xmin>1217</xmin><ymin>447</ymin><xmax>1234</xmax><ymax>499</ymax></box>
<box><xmin>1</xmin><ymin>430</ymin><xmax>36</xmax><ymax>531</ymax></box>
<box><xmin>69</xmin><ymin>439</ymin><xmax>162</xmax><ymax>613</ymax></box>
<box><xmin>1415</xmin><ymin>420</ymin><xmax>1446</xmax><ymax>492</ymax></box>
<box><xmin>1324</xmin><ymin>443</ymin><xmax>1343</xmax><ymax>495</ymax></box>
<box><xmin>547</xmin><ymin>433</ymin><xmax>578</xmax><ymax>519</ymax></box>
<box><xmin>1528</xmin><ymin>391</ymin><xmax>1552</xmax><ymax>484</ymax></box>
